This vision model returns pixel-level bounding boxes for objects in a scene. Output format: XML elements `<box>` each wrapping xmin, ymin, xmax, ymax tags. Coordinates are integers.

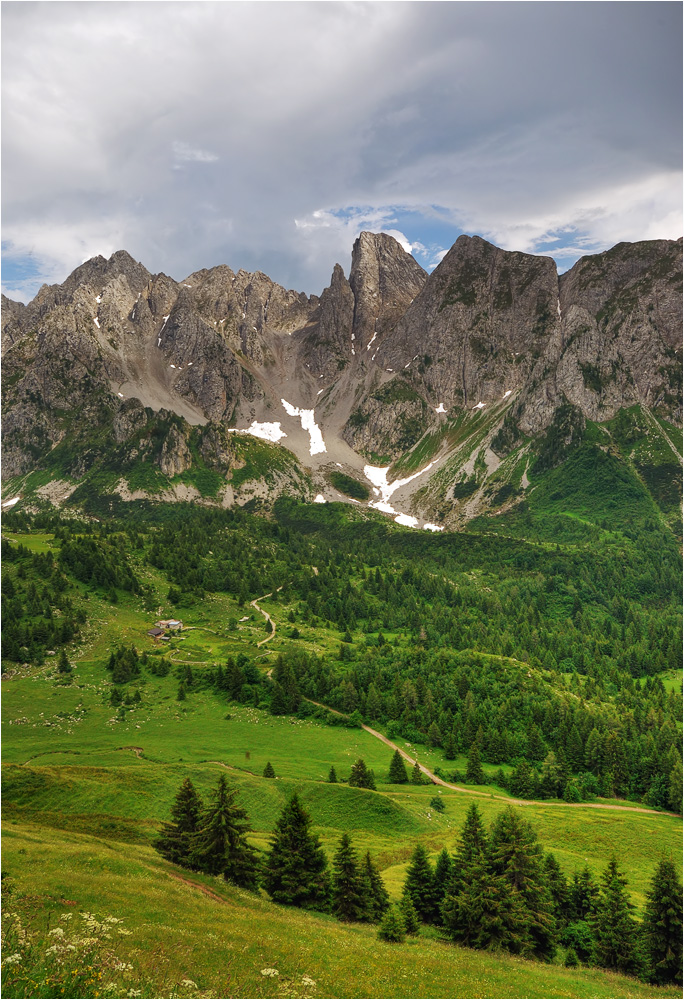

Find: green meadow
<box><xmin>2</xmin><ymin>497</ymin><xmax>681</xmax><ymax>999</ymax></box>
<box><xmin>3</xmin><ymin>640</ymin><xmax>682</xmax><ymax>998</ymax></box>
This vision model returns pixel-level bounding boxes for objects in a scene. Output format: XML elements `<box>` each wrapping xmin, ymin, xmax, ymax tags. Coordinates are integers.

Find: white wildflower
<box><xmin>261</xmin><ymin>967</ymin><xmax>279</xmax><ymax>977</ymax></box>
<box><xmin>181</xmin><ymin>979</ymin><xmax>198</xmax><ymax>988</ymax></box>
<box><xmin>48</xmin><ymin>927</ymin><xmax>65</xmax><ymax>938</ymax></box>
<box><xmin>302</xmin><ymin>975</ymin><xmax>316</xmax><ymax>986</ymax></box>
<box><xmin>2</xmin><ymin>953</ymin><xmax>22</xmax><ymax>967</ymax></box>
<box><xmin>59</xmin><ymin>913</ymin><xmax>73</xmax><ymax>921</ymax></box>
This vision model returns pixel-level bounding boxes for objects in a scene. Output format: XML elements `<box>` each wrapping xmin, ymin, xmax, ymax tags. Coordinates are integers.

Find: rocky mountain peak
<box><xmin>348</xmin><ymin>231</ymin><xmax>427</xmax><ymax>350</ymax></box>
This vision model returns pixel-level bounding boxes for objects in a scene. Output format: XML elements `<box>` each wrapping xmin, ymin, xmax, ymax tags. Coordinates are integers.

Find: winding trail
<box><xmin>304</xmin><ymin>699</ymin><xmax>679</xmax><ymax>818</ymax></box>
<box><xmin>250</xmin><ymin>588</ymin><xmax>281</xmax><ymax>647</ymax></box>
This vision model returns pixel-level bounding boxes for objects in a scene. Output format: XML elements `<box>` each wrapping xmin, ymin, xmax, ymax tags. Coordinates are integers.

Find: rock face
<box><xmin>348</xmin><ymin>231</ymin><xmax>427</xmax><ymax>351</ymax></box>
<box><xmin>2</xmin><ymin>233</ymin><xmax>681</xmax><ymax>485</ymax></box>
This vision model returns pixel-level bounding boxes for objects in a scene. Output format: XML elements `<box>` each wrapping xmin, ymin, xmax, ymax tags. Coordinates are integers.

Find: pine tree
<box><xmin>668</xmin><ymin>758</ymin><xmax>683</xmax><ymax>812</ymax></box>
<box><xmin>154</xmin><ymin>777</ymin><xmax>203</xmax><ymax>868</ymax></box>
<box><xmin>263</xmin><ymin>761</ymin><xmax>275</xmax><ymax>778</ymax></box>
<box><xmin>449</xmin><ymin>848</ymin><xmax>529</xmax><ymax>953</ymax></box>
<box><xmin>427</xmin><ymin>721</ymin><xmax>442</xmax><ymax>747</ymax></box>
<box><xmin>388</xmin><ymin>749</ymin><xmax>409</xmax><ymax>783</ymax></box>
<box><xmin>410</xmin><ymin>760</ymin><xmax>423</xmax><ymax>785</ymax></box>
<box><xmin>569</xmin><ymin>866</ymin><xmax>600</xmax><ymax>922</ymax></box>
<box><xmin>489</xmin><ymin>807</ymin><xmax>557</xmax><ymax>961</ymax></box>
<box><xmin>442</xmin><ymin>802</ymin><xmax>488</xmax><ymax>932</ymax></box>
<box><xmin>643</xmin><ymin>858</ymin><xmax>683</xmax><ymax>985</ymax></box>
<box><xmin>403</xmin><ymin>844</ymin><xmax>438</xmax><ymax>923</ymax></box>
<box><xmin>378</xmin><ymin>904</ymin><xmax>406</xmax><ymax>943</ymax></box>
<box><xmin>189</xmin><ymin>775</ymin><xmax>259</xmax><ymax>889</ymax></box>
<box><xmin>328</xmin><ymin>765</ymin><xmax>338</xmax><ymax>783</ymax></box>
<box><xmin>263</xmin><ymin>793</ymin><xmax>330</xmax><ymax>910</ymax></box>
<box><xmin>361</xmin><ymin>851</ymin><xmax>389</xmax><ymax>922</ymax></box>
<box><xmin>544</xmin><ymin>853</ymin><xmax>570</xmax><ymax>930</ymax></box>
<box><xmin>400</xmin><ymin>891</ymin><xmax>420</xmax><ymax>934</ymax></box>
<box><xmin>349</xmin><ymin>758</ymin><xmax>376</xmax><ymax>790</ymax></box>
<box><xmin>57</xmin><ymin>648</ymin><xmax>72</xmax><ymax>674</ymax></box>
<box><xmin>591</xmin><ymin>858</ymin><xmax>641</xmax><ymax>976</ymax></box>
<box><xmin>332</xmin><ymin>834</ymin><xmax>367</xmax><ymax>922</ymax></box>
<box><xmin>465</xmin><ymin>742</ymin><xmax>485</xmax><ymax>784</ymax></box>
<box><xmin>433</xmin><ymin>847</ymin><xmax>452</xmax><ymax>914</ymax></box>
<box><xmin>443</xmin><ymin>731</ymin><xmax>457</xmax><ymax>760</ymax></box>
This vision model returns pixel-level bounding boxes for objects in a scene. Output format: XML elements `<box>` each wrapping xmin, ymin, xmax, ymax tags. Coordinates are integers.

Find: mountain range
<box><xmin>2</xmin><ymin>232</ymin><xmax>681</xmax><ymax>529</ymax></box>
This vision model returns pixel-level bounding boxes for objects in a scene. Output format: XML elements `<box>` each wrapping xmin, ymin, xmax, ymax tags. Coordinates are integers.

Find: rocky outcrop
<box><xmin>158</xmin><ymin>425</ymin><xmax>192</xmax><ymax>477</ymax></box>
<box><xmin>296</xmin><ymin>264</ymin><xmax>356</xmax><ymax>379</ymax></box>
<box><xmin>1</xmin><ymin>294</ymin><xmax>27</xmax><ymax>355</ymax></box>
<box><xmin>348</xmin><ymin>231</ymin><xmax>427</xmax><ymax>351</ymax></box>
<box><xmin>372</xmin><ymin>235</ymin><xmax>561</xmax><ymax>412</ymax></box>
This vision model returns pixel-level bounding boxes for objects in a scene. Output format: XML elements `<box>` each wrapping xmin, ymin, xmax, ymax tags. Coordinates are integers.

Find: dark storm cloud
<box><xmin>2</xmin><ymin>1</ymin><xmax>681</xmax><ymax>301</ymax></box>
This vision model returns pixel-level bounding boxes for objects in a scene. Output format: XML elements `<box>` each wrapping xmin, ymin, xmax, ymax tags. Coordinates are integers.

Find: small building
<box><xmin>155</xmin><ymin>619</ymin><xmax>183</xmax><ymax>631</ymax></box>
<box><xmin>147</xmin><ymin>627</ymin><xmax>165</xmax><ymax>640</ymax></box>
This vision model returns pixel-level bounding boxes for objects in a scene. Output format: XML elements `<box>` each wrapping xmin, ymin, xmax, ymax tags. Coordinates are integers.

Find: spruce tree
<box><xmin>362</xmin><ymin>851</ymin><xmax>389</xmax><ymax>922</ymax></box>
<box><xmin>263</xmin><ymin>793</ymin><xmax>330</xmax><ymax>910</ymax></box>
<box><xmin>449</xmin><ymin>848</ymin><xmax>529</xmax><ymax>953</ymax></box>
<box><xmin>263</xmin><ymin>761</ymin><xmax>276</xmax><ymax>778</ymax></box>
<box><xmin>154</xmin><ymin>777</ymin><xmax>203</xmax><ymax>868</ymax></box>
<box><xmin>57</xmin><ymin>648</ymin><xmax>72</xmax><ymax>674</ymax></box>
<box><xmin>591</xmin><ymin>858</ymin><xmax>641</xmax><ymax>976</ymax></box>
<box><xmin>388</xmin><ymin>749</ymin><xmax>409</xmax><ymax>783</ymax></box>
<box><xmin>403</xmin><ymin>844</ymin><xmax>438</xmax><ymax>923</ymax></box>
<box><xmin>569</xmin><ymin>866</ymin><xmax>600</xmax><ymax>922</ymax></box>
<box><xmin>378</xmin><ymin>904</ymin><xmax>406</xmax><ymax>943</ymax></box>
<box><xmin>544</xmin><ymin>852</ymin><xmax>570</xmax><ymax>930</ymax></box>
<box><xmin>349</xmin><ymin>758</ymin><xmax>376</xmax><ymax>790</ymax></box>
<box><xmin>443</xmin><ymin>732</ymin><xmax>457</xmax><ymax>760</ymax></box>
<box><xmin>328</xmin><ymin>765</ymin><xmax>338</xmax><ymax>783</ymax></box>
<box><xmin>410</xmin><ymin>760</ymin><xmax>423</xmax><ymax>785</ymax></box>
<box><xmin>465</xmin><ymin>743</ymin><xmax>485</xmax><ymax>784</ymax></box>
<box><xmin>189</xmin><ymin>774</ymin><xmax>259</xmax><ymax>889</ymax></box>
<box><xmin>433</xmin><ymin>847</ymin><xmax>452</xmax><ymax>915</ymax></box>
<box><xmin>427</xmin><ymin>721</ymin><xmax>442</xmax><ymax>747</ymax></box>
<box><xmin>332</xmin><ymin>834</ymin><xmax>367</xmax><ymax>922</ymax></box>
<box><xmin>489</xmin><ymin>807</ymin><xmax>557</xmax><ymax>961</ymax></box>
<box><xmin>643</xmin><ymin>858</ymin><xmax>683</xmax><ymax>985</ymax></box>
<box><xmin>400</xmin><ymin>890</ymin><xmax>420</xmax><ymax>934</ymax></box>
<box><xmin>668</xmin><ymin>758</ymin><xmax>683</xmax><ymax>813</ymax></box>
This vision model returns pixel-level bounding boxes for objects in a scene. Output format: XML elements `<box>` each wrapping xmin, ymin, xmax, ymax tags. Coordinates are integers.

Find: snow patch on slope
<box><xmin>281</xmin><ymin>399</ymin><xmax>326</xmax><ymax>455</ymax></box>
<box><xmin>228</xmin><ymin>422</ymin><xmax>287</xmax><ymax>444</ymax></box>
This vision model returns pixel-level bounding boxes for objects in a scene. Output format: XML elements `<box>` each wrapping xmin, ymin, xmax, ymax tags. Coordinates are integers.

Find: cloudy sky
<box><xmin>2</xmin><ymin>1</ymin><xmax>681</xmax><ymax>302</ymax></box>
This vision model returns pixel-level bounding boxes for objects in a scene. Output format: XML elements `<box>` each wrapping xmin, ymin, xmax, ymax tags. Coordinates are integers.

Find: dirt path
<box><xmin>250</xmin><ymin>587</ymin><xmax>283</xmax><ymax>647</ymax></box>
<box><xmin>305</xmin><ymin>698</ymin><xmax>678</xmax><ymax>818</ymax></box>
<box><xmin>206</xmin><ymin>759</ymin><xmax>259</xmax><ymax>777</ymax></box>
<box><xmin>166</xmin><ymin>872</ymin><xmax>231</xmax><ymax>906</ymax></box>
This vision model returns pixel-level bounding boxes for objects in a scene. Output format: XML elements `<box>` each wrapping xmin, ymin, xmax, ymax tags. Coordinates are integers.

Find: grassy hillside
<box><xmin>3</xmin><ymin>821</ymin><xmax>681</xmax><ymax>1000</ymax></box>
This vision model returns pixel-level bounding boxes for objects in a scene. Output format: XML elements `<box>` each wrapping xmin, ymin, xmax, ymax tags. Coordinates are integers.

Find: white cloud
<box><xmin>381</xmin><ymin>229</ymin><xmax>412</xmax><ymax>254</ymax></box>
<box><xmin>172</xmin><ymin>141</ymin><xmax>218</xmax><ymax>164</ymax></box>
<box><xmin>2</xmin><ymin>2</ymin><xmax>680</xmax><ymax>302</ymax></box>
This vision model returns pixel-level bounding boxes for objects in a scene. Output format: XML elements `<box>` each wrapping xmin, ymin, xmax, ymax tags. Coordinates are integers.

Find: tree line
<box><xmin>155</xmin><ymin>775</ymin><xmax>682</xmax><ymax>985</ymax></box>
